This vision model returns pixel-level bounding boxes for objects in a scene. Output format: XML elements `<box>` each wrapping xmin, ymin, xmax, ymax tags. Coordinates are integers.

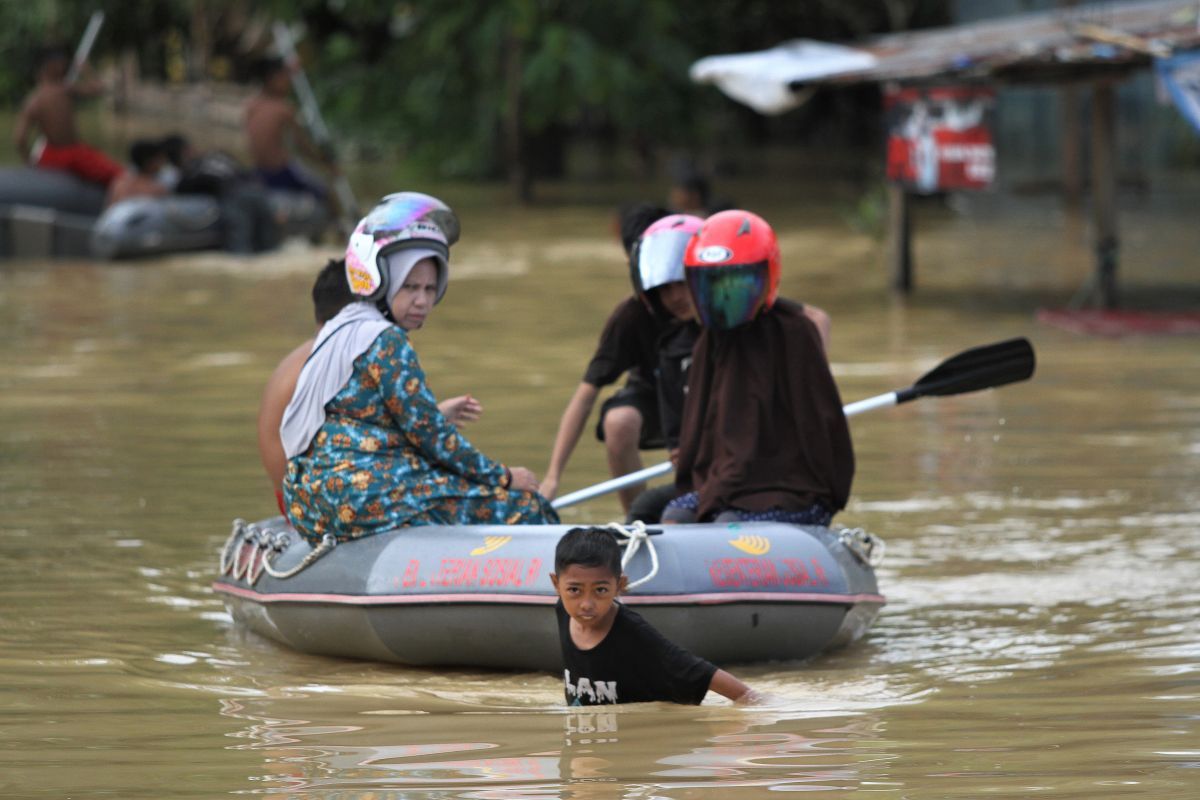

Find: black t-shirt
<box><xmin>582</xmin><ymin>297</ymin><xmax>665</xmax><ymax>389</ymax></box>
<box><xmin>556</xmin><ymin>601</ymin><xmax>717</xmax><ymax>705</ymax></box>
<box><xmin>655</xmin><ymin>319</ymin><xmax>699</xmax><ymax>449</ymax></box>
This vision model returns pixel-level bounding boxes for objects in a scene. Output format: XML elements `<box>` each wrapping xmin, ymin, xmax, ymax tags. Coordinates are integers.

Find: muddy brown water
<box><xmin>2</xmin><ymin>180</ymin><xmax>1199</xmax><ymax>799</ymax></box>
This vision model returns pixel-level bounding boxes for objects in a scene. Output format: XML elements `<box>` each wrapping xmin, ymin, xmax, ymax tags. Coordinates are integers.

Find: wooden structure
<box><xmin>693</xmin><ymin>0</ymin><xmax>1200</xmax><ymax>307</ymax></box>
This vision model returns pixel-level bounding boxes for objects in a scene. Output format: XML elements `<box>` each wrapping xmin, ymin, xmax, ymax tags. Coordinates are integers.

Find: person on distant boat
<box><xmin>662</xmin><ymin>209</ymin><xmax>853</xmax><ymax>525</ymax></box>
<box><xmin>14</xmin><ymin>46</ymin><xmax>123</xmax><ymax>187</ymax></box>
<box><xmin>280</xmin><ymin>192</ymin><xmax>557</xmax><ymax>544</ymax></box>
<box><xmin>243</xmin><ymin>57</ymin><xmax>335</xmax><ymax>203</ymax></box>
<box><xmin>259</xmin><ymin>257</ymin><xmax>487</xmax><ymax>517</ymax></box>
<box><xmin>105</xmin><ymin>139</ymin><xmax>169</xmax><ymax>207</ymax></box>
<box><xmin>160</xmin><ymin>133</ymin><xmax>282</xmax><ymax>253</ymax></box>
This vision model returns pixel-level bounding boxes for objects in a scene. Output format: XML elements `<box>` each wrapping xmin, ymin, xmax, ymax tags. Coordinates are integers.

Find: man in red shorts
<box><xmin>13</xmin><ymin>47</ymin><xmax>123</xmax><ymax>187</ymax></box>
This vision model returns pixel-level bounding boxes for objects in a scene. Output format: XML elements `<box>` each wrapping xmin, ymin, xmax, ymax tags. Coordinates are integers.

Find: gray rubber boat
<box><xmin>0</xmin><ymin>166</ymin><xmax>328</xmax><ymax>259</ymax></box>
<box><xmin>213</xmin><ymin>518</ymin><xmax>885</xmax><ymax>670</ymax></box>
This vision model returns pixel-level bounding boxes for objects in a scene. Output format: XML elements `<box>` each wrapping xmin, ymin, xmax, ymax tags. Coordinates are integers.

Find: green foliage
<box><xmin>1</xmin><ymin>0</ymin><xmax>952</xmax><ymax>185</ymax></box>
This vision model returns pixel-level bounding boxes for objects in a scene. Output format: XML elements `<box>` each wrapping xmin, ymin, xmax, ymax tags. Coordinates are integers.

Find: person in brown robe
<box><xmin>663</xmin><ymin>210</ymin><xmax>854</xmax><ymax>525</ymax></box>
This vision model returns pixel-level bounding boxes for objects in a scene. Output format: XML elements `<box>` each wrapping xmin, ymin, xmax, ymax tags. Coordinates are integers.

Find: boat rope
<box><xmin>602</xmin><ymin>520</ymin><xmax>660</xmax><ymax>590</ymax></box>
<box><xmin>838</xmin><ymin>527</ymin><xmax>886</xmax><ymax>567</ymax></box>
<box><xmin>220</xmin><ymin>518</ymin><xmax>336</xmax><ymax>585</ymax></box>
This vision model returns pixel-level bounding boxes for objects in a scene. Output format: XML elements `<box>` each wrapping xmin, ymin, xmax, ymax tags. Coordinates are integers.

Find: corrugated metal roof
<box><xmin>824</xmin><ymin>0</ymin><xmax>1200</xmax><ymax>85</ymax></box>
<box><xmin>692</xmin><ymin>0</ymin><xmax>1200</xmax><ymax>114</ymax></box>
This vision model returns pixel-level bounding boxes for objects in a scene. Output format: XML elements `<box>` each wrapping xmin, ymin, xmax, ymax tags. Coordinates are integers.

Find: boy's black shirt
<box><xmin>556</xmin><ymin>601</ymin><xmax>716</xmax><ymax>705</ymax></box>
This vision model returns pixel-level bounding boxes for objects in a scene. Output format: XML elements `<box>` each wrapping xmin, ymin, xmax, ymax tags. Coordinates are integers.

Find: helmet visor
<box><xmin>363</xmin><ymin>192</ymin><xmax>460</xmax><ymax>246</ymax></box>
<box><xmin>634</xmin><ymin>229</ymin><xmax>691</xmax><ymax>294</ymax></box>
<box><xmin>686</xmin><ymin>261</ymin><xmax>769</xmax><ymax>329</ymax></box>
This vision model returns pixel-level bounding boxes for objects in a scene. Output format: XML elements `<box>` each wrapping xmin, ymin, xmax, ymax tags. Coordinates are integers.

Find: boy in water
<box><xmin>14</xmin><ymin>46</ymin><xmax>123</xmax><ymax>187</ymax></box>
<box><xmin>551</xmin><ymin>526</ymin><xmax>760</xmax><ymax>706</ymax></box>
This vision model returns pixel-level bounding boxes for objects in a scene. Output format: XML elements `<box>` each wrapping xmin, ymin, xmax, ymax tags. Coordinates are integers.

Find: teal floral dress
<box><xmin>283</xmin><ymin>327</ymin><xmax>558</xmax><ymax>544</ymax></box>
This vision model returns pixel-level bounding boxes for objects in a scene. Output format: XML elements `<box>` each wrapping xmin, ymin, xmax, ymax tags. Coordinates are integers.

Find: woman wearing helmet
<box><xmin>280</xmin><ymin>192</ymin><xmax>557</xmax><ymax>544</ymax></box>
<box><xmin>663</xmin><ymin>209</ymin><xmax>854</xmax><ymax>525</ymax></box>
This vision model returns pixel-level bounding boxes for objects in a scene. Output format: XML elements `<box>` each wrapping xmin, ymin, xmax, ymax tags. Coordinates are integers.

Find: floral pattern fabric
<box><xmin>284</xmin><ymin>327</ymin><xmax>557</xmax><ymax>544</ymax></box>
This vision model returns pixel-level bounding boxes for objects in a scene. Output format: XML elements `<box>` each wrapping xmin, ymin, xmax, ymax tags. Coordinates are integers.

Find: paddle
<box><xmin>271</xmin><ymin>21</ymin><xmax>361</xmax><ymax>234</ymax></box>
<box><xmin>30</xmin><ymin>11</ymin><xmax>105</xmax><ymax>164</ymax></box>
<box><xmin>551</xmin><ymin>337</ymin><xmax>1036</xmax><ymax>510</ymax></box>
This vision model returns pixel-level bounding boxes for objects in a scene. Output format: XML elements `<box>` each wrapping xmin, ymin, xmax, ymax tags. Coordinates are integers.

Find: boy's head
<box><xmin>129</xmin><ymin>139</ymin><xmax>166</xmax><ymax>176</ymax></box>
<box><xmin>256</xmin><ymin>57</ymin><xmax>290</xmax><ymax>93</ymax></box>
<box><xmin>36</xmin><ymin>47</ymin><xmax>69</xmax><ymax>81</ymax></box>
<box><xmin>669</xmin><ymin>172</ymin><xmax>711</xmax><ymax>215</ymax></box>
<box><xmin>555</xmin><ymin>526</ymin><xmax>622</xmax><ymax>577</ymax></box>
<box><xmin>616</xmin><ymin>202</ymin><xmax>671</xmax><ymax>257</ymax></box>
<box><xmin>551</xmin><ymin>528</ymin><xmax>628</xmax><ymax>627</ymax></box>
<box><xmin>159</xmin><ymin>133</ymin><xmax>192</xmax><ymax>169</ymax></box>
<box><xmin>312</xmin><ymin>258</ymin><xmax>354</xmax><ymax>324</ymax></box>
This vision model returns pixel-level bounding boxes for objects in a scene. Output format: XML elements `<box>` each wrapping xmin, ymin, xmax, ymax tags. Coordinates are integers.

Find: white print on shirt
<box><xmin>564</xmin><ymin>669</ymin><xmax>618</xmax><ymax>704</ymax></box>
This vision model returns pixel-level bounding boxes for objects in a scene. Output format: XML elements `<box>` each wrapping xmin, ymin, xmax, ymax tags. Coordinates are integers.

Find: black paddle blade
<box><xmin>897</xmin><ymin>337</ymin><xmax>1036</xmax><ymax>403</ymax></box>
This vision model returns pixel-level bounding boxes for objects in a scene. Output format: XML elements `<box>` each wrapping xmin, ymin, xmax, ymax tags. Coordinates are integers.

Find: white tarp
<box><xmin>689</xmin><ymin>39</ymin><xmax>877</xmax><ymax>115</ymax></box>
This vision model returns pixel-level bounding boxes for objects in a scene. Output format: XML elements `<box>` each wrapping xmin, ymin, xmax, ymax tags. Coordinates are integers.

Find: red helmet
<box><xmin>683</xmin><ymin>210</ymin><xmax>780</xmax><ymax>329</ymax></box>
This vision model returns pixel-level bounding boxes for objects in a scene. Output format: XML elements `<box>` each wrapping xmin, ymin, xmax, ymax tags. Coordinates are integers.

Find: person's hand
<box><xmin>540</xmin><ymin>474</ymin><xmax>559</xmax><ymax>501</ymax></box>
<box><xmin>507</xmin><ymin>467</ymin><xmax>539</xmax><ymax>494</ymax></box>
<box><xmin>668</xmin><ymin>448</ymin><xmax>680</xmax><ymax>467</ymax></box>
<box><xmin>439</xmin><ymin>394</ymin><xmax>482</xmax><ymax>427</ymax></box>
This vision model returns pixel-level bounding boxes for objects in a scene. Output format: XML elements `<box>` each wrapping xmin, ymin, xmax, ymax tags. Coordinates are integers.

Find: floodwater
<box><xmin>2</xmin><ymin>177</ymin><xmax>1199</xmax><ymax>799</ymax></box>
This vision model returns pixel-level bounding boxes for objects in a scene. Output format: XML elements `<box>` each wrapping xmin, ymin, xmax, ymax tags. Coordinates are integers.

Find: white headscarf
<box><xmin>278</xmin><ymin>248</ymin><xmax>448</xmax><ymax>460</ymax></box>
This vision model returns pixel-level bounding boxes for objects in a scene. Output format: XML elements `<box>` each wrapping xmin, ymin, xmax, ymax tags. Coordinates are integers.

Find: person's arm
<box><xmin>13</xmin><ymin>98</ymin><xmax>34</xmax><ymax>157</ymax></box>
<box><xmin>379</xmin><ymin>331</ymin><xmax>531</xmax><ymax>487</ymax></box>
<box><xmin>708</xmin><ymin>669</ymin><xmax>763</xmax><ymax>705</ymax></box>
<box><xmin>285</xmin><ymin>107</ymin><xmax>337</xmax><ymax>171</ymax></box>
<box><xmin>541</xmin><ymin>381</ymin><xmax>599</xmax><ymax>500</ymax></box>
<box><xmin>438</xmin><ymin>394</ymin><xmax>482</xmax><ymax>427</ymax></box>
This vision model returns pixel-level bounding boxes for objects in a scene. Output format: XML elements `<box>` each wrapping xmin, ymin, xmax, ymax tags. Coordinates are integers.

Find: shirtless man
<box><xmin>243</xmin><ymin>57</ymin><xmax>335</xmax><ymax>200</ymax></box>
<box><xmin>14</xmin><ymin>47</ymin><xmax>123</xmax><ymax>186</ymax></box>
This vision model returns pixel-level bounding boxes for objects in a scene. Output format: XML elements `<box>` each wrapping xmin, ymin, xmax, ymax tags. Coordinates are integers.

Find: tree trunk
<box><xmin>503</xmin><ymin>29</ymin><xmax>532</xmax><ymax>204</ymax></box>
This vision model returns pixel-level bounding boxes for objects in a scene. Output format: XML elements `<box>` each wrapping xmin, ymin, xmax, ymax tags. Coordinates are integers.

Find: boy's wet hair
<box><xmin>255</xmin><ymin>56</ymin><xmax>287</xmax><ymax>83</ymax></box>
<box><xmin>160</xmin><ymin>133</ymin><xmax>188</xmax><ymax>168</ymax></box>
<box><xmin>36</xmin><ymin>46</ymin><xmax>69</xmax><ymax>69</ymax></box>
<box><xmin>555</xmin><ymin>527</ymin><xmax>623</xmax><ymax>578</ymax></box>
<box><xmin>673</xmin><ymin>172</ymin><xmax>712</xmax><ymax>209</ymax></box>
<box><xmin>312</xmin><ymin>259</ymin><xmax>354</xmax><ymax>324</ymax></box>
<box><xmin>129</xmin><ymin>139</ymin><xmax>164</xmax><ymax>172</ymax></box>
<box><xmin>617</xmin><ymin>202</ymin><xmax>671</xmax><ymax>256</ymax></box>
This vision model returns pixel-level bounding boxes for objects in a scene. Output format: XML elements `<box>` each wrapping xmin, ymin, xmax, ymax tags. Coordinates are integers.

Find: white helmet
<box><xmin>345</xmin><ymin>192</ymin><xmax>460</xmax><ymax>304</ymax></box>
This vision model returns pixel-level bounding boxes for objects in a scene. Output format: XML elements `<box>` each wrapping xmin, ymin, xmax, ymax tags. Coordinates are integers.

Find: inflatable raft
<box><xmin>90</xmin><ymin>190</ymin><xmax>328</xmax><ymax>260</ymax></box>
<box><xmin>0</xmin><ymin>166</ymin><xmax>327</xmax><ymax>260</ymax></box>
<box><xmin>213</xmin><ymin>518</ymin><xmax>885</xmax><ymax>670</ymax></box>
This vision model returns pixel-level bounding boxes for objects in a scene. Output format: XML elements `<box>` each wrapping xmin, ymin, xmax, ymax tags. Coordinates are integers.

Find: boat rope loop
<box><xmin>838</xmin><ymin>527</ymin><xmax>886</xmax><ymax>567</ymax></box>
<box><xmin>220</xmin><ymin>518</ymin><xmax>336</xmax><ymax>585</ymax></box>
<box><xmin>602</xmin><ymin>520</ymin><xmax>660</xmax><ymax>591</ymax></box>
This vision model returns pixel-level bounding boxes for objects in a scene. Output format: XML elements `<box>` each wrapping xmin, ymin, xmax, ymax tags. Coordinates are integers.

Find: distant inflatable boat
<box><xmin>0</xmin><ymin>166</ymin><xmax>327</xmax><ymax>259</ymax></box>
<box><xmin>212</xmin><ymin>518</ymin><xmax>885</xmax><ymax>670</ymax></box>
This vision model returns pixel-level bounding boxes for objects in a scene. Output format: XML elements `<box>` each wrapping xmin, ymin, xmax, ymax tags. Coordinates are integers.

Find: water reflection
<box><xmin>219</xmin><ymin>690</ymin><xmax>892</xmax><ymax>798</ymax></box>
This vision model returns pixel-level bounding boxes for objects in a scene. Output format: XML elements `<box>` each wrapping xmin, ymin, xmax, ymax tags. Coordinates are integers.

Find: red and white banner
<box><xmin>885</xmin><ymin>86</ymin><xmax>996</xmax><ymax>193</ymax></box>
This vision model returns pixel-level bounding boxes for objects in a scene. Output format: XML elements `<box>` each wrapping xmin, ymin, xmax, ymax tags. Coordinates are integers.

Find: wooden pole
<box><xmin>1061</xmin><ymin>86</ymin><xmax>1083</xmax><ymax>204</ymax></box>
<box><xmin>1090</xmin><ymin>82</ymin><xmax>1119</xmax><ymax>308</ymax></box>
<box><xmin>887</xmin><ymin>183</ymin><xmax>914</xmax><ymax>293</ymax></box>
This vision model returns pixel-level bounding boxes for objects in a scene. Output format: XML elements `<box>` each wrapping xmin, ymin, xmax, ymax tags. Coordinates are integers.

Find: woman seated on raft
<box><xmin>280</xmin><ymin>192</ymin><xmax>558</xmax><ymax>544</ymax></box>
